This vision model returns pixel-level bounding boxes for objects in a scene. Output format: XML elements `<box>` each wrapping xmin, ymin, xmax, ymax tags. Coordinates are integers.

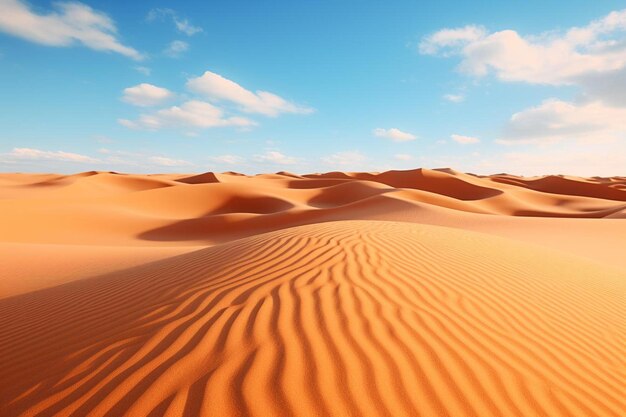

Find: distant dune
<box><xmin>0</xmin><ymin>169</ymin><xmax>624</xmax><ymax>416</ymax></box>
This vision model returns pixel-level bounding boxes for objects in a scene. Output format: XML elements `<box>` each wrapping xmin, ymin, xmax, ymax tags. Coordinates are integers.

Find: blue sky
<box><xmin>1</xmin><ymin>0</ymin><xmax>625</xmax><ymax>175</ymax></box>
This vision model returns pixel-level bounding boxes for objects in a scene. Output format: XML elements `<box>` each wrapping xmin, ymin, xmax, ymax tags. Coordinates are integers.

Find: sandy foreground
<box><xmin>0</xmin><ymin>168</ymin><xmax>624</xmax><ymax>417</ymax></box>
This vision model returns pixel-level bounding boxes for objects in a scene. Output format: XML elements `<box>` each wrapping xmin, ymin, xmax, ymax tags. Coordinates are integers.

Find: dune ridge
<box><xmin>1</xmin><ymin>169</ymin><xmax>625</xmax><ymax>269</ymax></box>
<box><xmin>0</xmin><ymin>221</ymin><xmax>624</xmax><ymax>417</ymax></box>
<box><xmin>1</xmin><ymin>170</ymin><xmax>625</xmax><ymax>240</ymax></box>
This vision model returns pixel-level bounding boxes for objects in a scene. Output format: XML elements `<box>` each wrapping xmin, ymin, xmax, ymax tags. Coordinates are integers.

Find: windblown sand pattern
<box><xmin>0</xmin><ymin>170</ymin><xmax>624</xmax><ymax>416</ymax></box>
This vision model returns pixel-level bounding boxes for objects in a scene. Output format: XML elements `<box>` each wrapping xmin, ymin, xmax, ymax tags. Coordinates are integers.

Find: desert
<box><xmin>0</xmin><ymin>169</ymin><xmax>624</xmax><ymax>416</ymax></box>
<box><xmin>2</xmin><ymin>1</ymin><xmax>626</xmax><ymax>415</ymax></box>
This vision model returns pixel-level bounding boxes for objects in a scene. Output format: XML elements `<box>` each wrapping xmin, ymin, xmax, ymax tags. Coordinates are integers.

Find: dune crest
<box><xmin>1</xmin><ymin>169</ymin><xmax>625</xmax><ymax>266</ymax></box>
<box><xmin>0</xmin><ymin>221</ymin><xmax>623</xmax><ymax>417</ymax></box>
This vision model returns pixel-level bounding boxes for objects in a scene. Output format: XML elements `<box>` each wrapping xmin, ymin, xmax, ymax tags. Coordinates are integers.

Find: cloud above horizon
<box><xmin>419</xmin><ymin>10</ymin><xmax>626</xmax><ymax>85</ymax></box>
<box><xmin>451</xmin><ymin>134</ymin><xmax>480</xmax><ymax>144</ymax></box>
<box><xmin>1</xmin><ymin>147</ymin><xmax>98</xmax><ymax>163</ymax></box>
<box><xmin>497</xmin><ymin>99</ymin><xmax>626</xmax><ymax>144</ymax></box>
<box><xmin>0</xmin><ymin>147</ymin><xmax>196</xmax><ymax>171</ymax></box>
<box><xmin>147</xmin><ymin>156</ymin><xmax>193</xmax><ymax>167</ymax></box>
<box><xmin>147</xmin><ymin>8</ymin><xmax>203</xmax><ymax>36</ymax></box>
<box><xmin>163</xmin><ymin>40</ymin><xmax>188</xmax><ymax>58</ymax></box>
<box><xmin>421</xmin><ymin>8</ymin><xmax>626</xmax><ymax>148</ymax></box>
<box><xmin>0</xmin><ymin>0</ymin><xmax>142</xmax><ymax>59</ymax></box>
<box><xmin>321</xmin><ymin>151</ymin><xmax>368</xmax><ymax>169</ymax></box>
<box><xmin>373</xmin><ymin>128</ymin><xmax>416</xmax><ymax>142</ymax></box>
<box><xmin>119</xmin><ymin>70</ymin><xmax>313</xmax><ymax>132</ymax></box>
<box><xmin>209</xmin><ymin>154</ymin><xmax>245</xmax><ymax>165</ymax></box>
<box><xmin>443</xmin><ymin>93</ymin><xmax>465</xmax><ymax>103</ymax></box>
<box><xmin>187</xmin><ymin>71</ymin><xmax>314</xmax><ymax>116</ymax></box>
<box><xmin>119</xmin><ymin>100</ymin><xmax>255</xmax><ymax>130</ymax></box>
<box><xmin>253</xmin><ymin>151</ymin><xmax>299</xmax><ymax>165</ymax></box>
<box><xmin>122</xmin><ymin>83</ymin><xmax>174</xmax><ymax>107</ymax></box>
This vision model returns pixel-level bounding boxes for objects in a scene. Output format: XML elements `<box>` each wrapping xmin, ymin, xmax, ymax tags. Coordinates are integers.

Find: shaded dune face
<box><xmin>0</xmin><ymin>221</ymin><xmax>624</xmax><ymax>417</ymax></box>
<box><xmin>489</xmin><ymin>175</ymin><xmax>626</xmax><ymax>202</ymax></box>
<box><xmin>176</xmin><ymin>172</ymin><xmax>222</xmax><ymax>185</ymax></box>
<box><xmin>1</xmin><ymin>170</ymin><xmax>625</xmax><ymax>247</ymax></box>
<box><xmin>354</xmin><ymin>169</ymin><xmax>504</xmax><ymax>201</ymax></box>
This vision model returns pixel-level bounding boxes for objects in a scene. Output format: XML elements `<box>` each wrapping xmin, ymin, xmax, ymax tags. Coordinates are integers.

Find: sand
<box><xmin>0</xmin><ymin>169</ymin><xmax>624</xmax><ymax>416</ymax></box>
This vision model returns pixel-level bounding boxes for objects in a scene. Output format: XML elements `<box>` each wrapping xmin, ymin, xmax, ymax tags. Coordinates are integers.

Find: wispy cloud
<box><xmin>373</xmin><ymin>128</ymin><xmax>416</xmax><ymax>142</ymax></box>
<box><xmin>119</xmin><ymin>100</ymin><xmax>255</xmax><ymax>130</ymax></box>
<box><xmin>497</xmin><ymin>99</ymin><xmax>626</xmax><ymax>145</ymax></box>
<box><xmin>321</xmin><ymin>151</ymin><xmax>368</xmax><ymax>169</ymax></box>
<box><xmin>419</xmin><ymin>25</ymin><xmax>486</xmax><ymax>55</ymax></box>
<box><xmin>443</xmin><ymin>93</ymin><xmax>465</xmax><ymax>103</ymax></box>
<box><xmin>173</xmin><ymin>18</ymin><xmax>202</xmax><ymax>36</ymax></box>
<box><xmin>147</xmin><ymin>156</ymin><xmax>193</xmax><ymax>167</ymax></box>
<box><xmin>163</xmin><ymin>40</ymin><xmax>188</xmax><ymax>58</ymax></box>
<box><xmin>0</xmin><ymin>0</ymin><xmax>142</xmax><ymax>59</ymax></box>
<box><xmin>1</xmin><ymin>147</ymin><xmax>195</xmax><ymax>170</ymax></box>
<box><xmin>454</xmin><ymin>142</ymin><xmax>626</xmax><ymax>177</ymax></box>
<box><xmin>253</xmin><ymin>151</ymin><xmax>299</xmax><ymax>165</ymax></box>
<box><xmin>134</xmin><ymin>66</ymin><xmax>151</xmax><ymax>76</ymax></box>
<box><xmin>147</xmin><ymin>8</ymin><xmax>203</xmax><ymax>36</ymax></box>
<box><xmin>209</xmin><ymin>155</ymin><xmax>245</xmax><ymax>165</ymax></box>
<box><xmin>451</xmin><ymin>134</ymin><xmax>480</xmax><ymax>144</ymax></box>
<box><xmin>97</xmin><ymin>148</ymin><xmax>193</xmax><ymax>168</ymax></box>
<box><xmin>1</xmin><ymin>147</ymin><xmax>98</xmax><ymax>163</ymax></box>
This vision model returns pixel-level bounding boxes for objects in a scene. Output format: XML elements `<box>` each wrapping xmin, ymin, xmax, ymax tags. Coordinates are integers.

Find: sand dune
<box><xmin>0</xmin><ymin>169</ymin><xmax>624</xmax><ymax>416</ymax></box>
<box><xmin>0</xmin><ymin>221</ymin><xmax>623</xmax><ymax>417</ymax></box>
<box><xmin>1</xmin><ymin>170</ymin><xmax>624</xmax><ymax>263</ymax></box>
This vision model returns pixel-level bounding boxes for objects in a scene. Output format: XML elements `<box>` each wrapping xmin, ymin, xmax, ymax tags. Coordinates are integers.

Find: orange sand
<box><xmin>0</xmin><ymin>169</ymin><xmax>624</xmax><ymax>416</ymax></box>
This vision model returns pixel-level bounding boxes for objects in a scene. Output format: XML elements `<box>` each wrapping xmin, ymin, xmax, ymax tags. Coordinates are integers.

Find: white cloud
<box><xmin>122</xmin><ymin>83</ymin><xmax>174</xmax><ymax>107</ymax></box>
<box><xmin>0</xmin><ymin>0</ymin><xmax>141</xmax><ymax>59</ymax></box>
<box><xmin>147</xmin><ymin>8</ymin><xmax>202</xmax><ymax>36</ymax></box>
<box><xmin>394</xmin><ymin>153</ymin><xmax>413</xmax><ymax>161</ymax></box>
<box><xmin>97</xmin><ymin>148</ymin><xmax>192</xmax><ymax>167</ymax></box>
<box><xmin>210</xmin><ymin>154</ymin><xmax>245</xmax><ymax>164</ymax></box>
<box><xmin>373</xmin><ymin>128</ymin><xmax>416</xmax><ymax>142</ymax></box>
<box><xmin>451</xmin><ymin>134</ymin><xmax>480</xmax><ymax>144</ymax></box>
<box><xmin>466</xmin><ymin>143</ymin><xmax>626</xmax><ymax>177</ymax></box>
<box><xmin>423</xmin><ymin>9</ymin><xmax>626</xmax><ymax>152</ymax></box>
<box><xmin>253</xmin><ymin>151</ymin><xmax>299</xmax><ymax>165</ymax></box>
<box><xmin>187</xmin><ymin>71</ymin><xmax>314</xmax><ymax>116</ymax></box>
<box><xmin>577</xmin><ymin>68</ymin><xmax>626</xmax><ymax>107</ymax></box>
<box><xmin>321</xmin><ymin>151</ymin><xmax>368</xmax><ymax>168</ymax></box>
<box><xmin>164</xmin><ymin>40</ymin><xmax>188</xmax><ymax>57</ymax></box>
<box><xmin>497</xmin><ymin>99</ymin><xmax>626</xmax><ymax>145</ymax></box>
<box><xmin>174</xmin><ymin>18</ymin><xmax>202</xmax><ymax>36</ymax></box>
<box><xmin>119</xmin><ymin>100</ymin><xmax>255</xmax><ymax>130</ymax></box>
<box><xmin>2</xmin><ymin>147</ymin><xmax>98</xmax><ymax>163</ymax></box>
<box><xmin>0</xmin><ymin>147</ymin><xmax>198</xmax><ymax>171</ymax></box>
<box><xmin>419</xmin><ymin>25</ymin><xmax>487</xmax><ymax>55</ymax></box>
<box><xmin>443</xmin><ymin>93</ymin><xmax>465</xmax><ymax>103</ymax></box>
<box><xmin>419</xmin><ymin>10</ymin><xmax>626</xmax><ymax>85</ymax></box>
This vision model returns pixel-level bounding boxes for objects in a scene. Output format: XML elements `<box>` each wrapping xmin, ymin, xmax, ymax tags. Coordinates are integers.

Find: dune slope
<box><xmin>1</xmin><ymin>170</ymin><xmax>625</xmax><ymax>270</ymax></box>
<box><xmin>1</xmin><ymin>221</ymin><xmax>623</xmax><ymax>417</ymax></box>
